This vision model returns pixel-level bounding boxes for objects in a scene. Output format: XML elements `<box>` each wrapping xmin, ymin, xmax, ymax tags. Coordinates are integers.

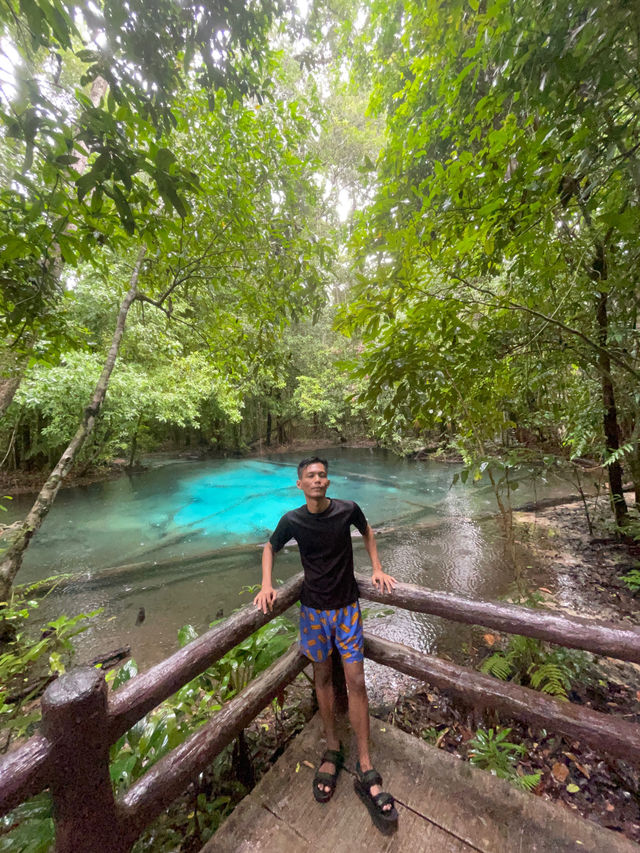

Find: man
<box><xmin>254</xmin><ymin>456</ymin><xmax>399</xmax><ymax>834</ymax></box>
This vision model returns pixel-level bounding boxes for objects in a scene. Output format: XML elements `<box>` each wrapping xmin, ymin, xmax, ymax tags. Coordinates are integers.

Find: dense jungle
<box><xmin>1</xmin><ymin>0</ymin><xmax>640</xmax><ymax>850</ymax></box>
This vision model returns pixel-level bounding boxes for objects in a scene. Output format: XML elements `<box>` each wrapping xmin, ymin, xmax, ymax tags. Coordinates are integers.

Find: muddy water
<box><xmin>7</xmin><ymin>447</ymin><xmax>575</xmax><ymax>674</ymax></box>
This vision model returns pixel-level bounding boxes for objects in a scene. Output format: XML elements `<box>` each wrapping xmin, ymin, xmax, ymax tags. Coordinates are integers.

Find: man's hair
<box><xmin>297</xmin><ymin>456</ymin><xmax>328</xmax><ymax>477</ymax></box>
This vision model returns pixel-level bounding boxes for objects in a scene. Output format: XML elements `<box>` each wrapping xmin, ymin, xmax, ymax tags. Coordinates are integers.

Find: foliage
<box><xmin>0</xmin><ymin>592</ymin><xmax>99</xmax><ymax>750</ymax></box>
<box><xmin>110</xmin><ymin>614</ymin><xmax>298</xmax><ymax>848</ymax></box>
<box><xmin>0</xmin><ymin>0</ymin><xmax>288</xmax><ymax>305</ymax></box>
<box><xmin>621</xmin><ymin>569</ymin><xmax>640</xmax><ymax>595</ymax></box>
<box><xmin>0</xmin><ymin>792</ymin><xmax>54</xmax><ymax>853</ymax></box>
<box><xmin>469</xmin><ymin>726</ymin><xmax>541</xmax><ymax>792</ymax></box>
<box><xmin>480</xmin><ymin>635</ymin><xmax>589</xmax><ymax>701</ymax></box>
<box><xmin>109</xmin><ymin>614</ymin><xmax>296</xmax><ymax>793</ymax></box>
<box><xmin>339</xmin><ymin>0</ymin><xmax>640</xmax><ymax>516</ymax></box>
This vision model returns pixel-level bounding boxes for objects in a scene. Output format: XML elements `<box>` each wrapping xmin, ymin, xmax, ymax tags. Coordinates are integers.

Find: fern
<box><xmin>514</xmin><ymin>772</ymin><xmax>542</xmax><ymax>791</ymax></box>
<box><xmin>622</xmin><ymin>569</ymin><xmax>640</xmax><ymax>594</ymax></box>
<box><xmin>469</xmin><ymin>727</ymin><xmax>540</xmax><ymax>792</ymax></box>
<box><xmin>528</xmin><ymin>663</ymin><xmax>571</xmax><ymax>701</ymax></box>
<box><xmin>479</xmin><ymin>634</ymin><xmax>589</xmax><ymax>700</ymax></box>
<box><xmin>480</xmin><ymin>653</ymin><xmax>513</xmax><ymax>680</ymax></box>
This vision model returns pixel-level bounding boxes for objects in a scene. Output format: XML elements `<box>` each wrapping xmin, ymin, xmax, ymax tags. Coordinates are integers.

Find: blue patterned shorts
<box><xmin>299</xmin><ymin>601</ymin><xmax>364</xmax><ymax>663</ymax></box>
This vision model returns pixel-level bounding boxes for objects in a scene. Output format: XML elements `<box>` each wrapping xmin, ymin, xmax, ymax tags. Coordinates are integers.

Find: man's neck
<box><xmin>306</xmin><ymin>496</ymin><xmax>330</xmax><ymax>514</ymax></box>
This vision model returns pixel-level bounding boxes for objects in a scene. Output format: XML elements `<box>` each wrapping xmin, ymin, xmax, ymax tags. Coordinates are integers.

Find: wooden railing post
<box><xmin>41</xmin><ymin>667</ymin><xmax>126</xmax><ymax>853</ymax></box>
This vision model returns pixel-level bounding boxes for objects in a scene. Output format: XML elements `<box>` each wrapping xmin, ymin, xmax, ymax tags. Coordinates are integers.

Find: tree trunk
<box><xmin>0</xmin><ymin>349</ymin><xmax>27</xmax><ymax>418</ymax></box>
<box><xmin>596</xmin><ymin>287</ymin><xmax>627</xmax><ymax>526</ymax></box>
<box><xmin>266</xmin><ymin>411</ymin><xmax>272</xmax><ymax>446</ymax></box>
<box><xmin>0</xmin><ymin>248</ymin><xmax>145</xmax><ymax>601</ymax></box>
<box><xmin>128</xmin><ymin>414</ymin><xmax>143</xmax><ymax>469</ymax></box>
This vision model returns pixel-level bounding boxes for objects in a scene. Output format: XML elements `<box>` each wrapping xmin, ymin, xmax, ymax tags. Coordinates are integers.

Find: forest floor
<box><xmin>370</xmin><ymin>498</ymin><xmax>640</xmax><ymax>845</ymax></box>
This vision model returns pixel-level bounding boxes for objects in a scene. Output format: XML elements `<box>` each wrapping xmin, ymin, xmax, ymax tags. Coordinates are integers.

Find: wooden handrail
<box><xmin>2</xmin><ymin>569</ymin><xmax>640</xmax><ymax>853</ymax></box>
<box><xmin>0</xmin><ymin>735</ymin><xmax>51</xmax><ymax>816</ymax></box>
<box><xmin>357</xmin><ymin>575</ymin><xmax>640</xmax><ymax>663</ymax></box>
<box><xmin>118</xmin><ymin>643</ymin><xmax>306</xmax><ymax>845</ymax></box>
<box><xmin>109</xmin><ymin>573</ymin><xmax>303</xmax><ymax>740</ymax></box>
<box><xmin>0</xmin><ymin>574</ymin><xmax>304</xmax><ymax>819</ymax></box>
<box><xmin>364</xmin><ymin>632</ymin><xmax>640</xmax><ymax>765</ymax></box>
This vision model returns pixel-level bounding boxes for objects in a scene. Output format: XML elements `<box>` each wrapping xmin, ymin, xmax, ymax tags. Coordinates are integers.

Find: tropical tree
<box><xmin>343</xmin><ymin>0</ymin><xmax>640</xmax><ymax>523</ymax></box>
<box><xmin>0</xmin><ymin>1</ymin><xmax>334</xmax><ymax>599</ymax></box>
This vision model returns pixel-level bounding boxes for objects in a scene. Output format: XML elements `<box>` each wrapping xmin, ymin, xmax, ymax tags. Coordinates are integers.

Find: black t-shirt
<box><xmin>269</xmin><ymin>498</ymin><xmax>368</xmax><ymax>609</ymax></box>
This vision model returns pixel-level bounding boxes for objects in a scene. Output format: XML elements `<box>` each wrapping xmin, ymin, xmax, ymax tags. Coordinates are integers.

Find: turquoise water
<box><xmin>7</xmin><ymin>447</ymin><xmax>573</xmax><ymax>677</ymax></box>
<box><xmin>11</xmin><ymin>448</ymin><xmax>480</xmax><ymax>577</ymax></box>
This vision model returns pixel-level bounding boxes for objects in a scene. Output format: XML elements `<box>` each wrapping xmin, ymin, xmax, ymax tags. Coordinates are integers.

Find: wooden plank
<box><xmin>357</xmin><ymin>574</ymin><xmax>640</xmax><ymax>663</ymax></box>
<box><xmin>207</xmin><ymin>714</ymin><xmax>468</xmax><ymax>853</ymax></box>
<box><xmin>208</xmin><ymin>713</ymin><xmax>640</xmax><ymax>853</ymax></box>
<box><xmin>108</xmin><ymin>573</ymin><xmax>303</xmax><ymax>740</ymax></box>
<box><xmin>364</xmin><ymin>632</ymin><xmax>640</xmax><ymax>765</ymax></box>
<box><xmin>118</xmin><ymin>643</ymin><xmax>307</xmax><ymax>846</ymax></box>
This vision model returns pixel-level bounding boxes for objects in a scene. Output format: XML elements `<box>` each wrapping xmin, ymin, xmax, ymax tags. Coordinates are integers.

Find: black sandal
<box><xmin>354</xmin><ymin>761</ymin><xmax>398</xmax><ymax>834</ymax></box>
<box><xmin>313</xmin><ymin>743</ymin><xmax>344</xmax><ymax>803</ymax></box>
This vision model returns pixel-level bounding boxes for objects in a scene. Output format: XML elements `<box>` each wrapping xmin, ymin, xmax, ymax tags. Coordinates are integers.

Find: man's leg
<box><xmin>343</xmin><ymin>660</ymin><xmax>390</xmax><ymax>810</ymax></box>
<box><xmin>313</xmin><ymin>656</ymin><xmax>340</xmax><ymax>795</ymax></box>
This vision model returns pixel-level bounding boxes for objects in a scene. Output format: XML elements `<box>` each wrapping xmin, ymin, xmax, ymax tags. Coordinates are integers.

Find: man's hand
<box><xmin>371</xmin><ymin>569</ymin><xmax>397</xmax><ymax>593</ymax></box>
<box><xmin>254</xmin><ymin>585</ymin><xmax>277</xmax><ymax>614</ymax></box>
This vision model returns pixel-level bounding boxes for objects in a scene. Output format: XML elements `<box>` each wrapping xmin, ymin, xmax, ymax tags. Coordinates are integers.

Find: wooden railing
<box><xmin>0</xmin><ymin>573</ymin><xmax>305</xmax><ymax>853</ymax></box>
<box><xmin>356</xmin><ymin>576</ymin><xmax>640</xmax><ymax>764</ymax></box>
<box><xmin>1</xmin><ymin>570</ymin><xmax>640</xmax><ymax>852</ymax></box>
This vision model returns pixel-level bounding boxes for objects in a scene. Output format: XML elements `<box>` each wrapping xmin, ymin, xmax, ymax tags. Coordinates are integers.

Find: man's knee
<box><xmin>344</xmin><ymin>662</ymin><xmax>366</xmax><ymax>695</ymax></box>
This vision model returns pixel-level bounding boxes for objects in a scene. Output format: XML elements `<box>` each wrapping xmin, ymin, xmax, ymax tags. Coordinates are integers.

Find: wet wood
<box><xmin>0</xmin><ymin>735</ymin><xmax>50</xmax><ymax>816</ymax></box>
<box><xmin>208</xmin><ymin>712</ymin><xmax>639</xmax><ymax>852</ymax></box>
<box><xmin>87</xmin><ymin>645</ymin><xmax>131</xmax><ymax>670</ymax></box>
<box><xmin>108</xmin><ymin>573</ymin><xmax>303</xmax><ymax>740</ymax></box>
<box><xmin>364</xmin><ymin>633</ymin><xmax>640</xmax><ymax>765</ymax></box>
<box><xmin>41</xmin><ymin>667</ymin><xmax>125</xmax><ymax>853</ymax></box>
<box><xmin>357</xmin><ymin>575</ymin><xmax>640</xmax><ymax>663</ymax></box>
<box><xmin>119</xmin><ymin>642</ymin><xmax>306</xmax><ymax>845</ymax></box>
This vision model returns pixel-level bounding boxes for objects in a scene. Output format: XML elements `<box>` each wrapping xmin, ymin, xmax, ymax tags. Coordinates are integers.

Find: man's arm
<box><xmin>362</xmin><ymin>524</ymin><xmax>397</xmax><ymax>593</ymax></box>
<box><xmin>254</xmin><ymin>542</ymin><xmax>278</xmax><ymax>613</ymax></box>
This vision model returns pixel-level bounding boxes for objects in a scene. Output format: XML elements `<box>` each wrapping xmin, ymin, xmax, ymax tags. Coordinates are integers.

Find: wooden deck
<box><xmin>206</xmin><ymin>713</ymin><xmax>640</xmax><ymax>853</ymax></box>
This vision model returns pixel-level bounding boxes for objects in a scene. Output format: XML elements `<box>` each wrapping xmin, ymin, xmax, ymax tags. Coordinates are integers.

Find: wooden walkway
<box><xmin>207</xmin><ymin>713</ymin><xmax>640</xmax><ymax>853</ymax></box>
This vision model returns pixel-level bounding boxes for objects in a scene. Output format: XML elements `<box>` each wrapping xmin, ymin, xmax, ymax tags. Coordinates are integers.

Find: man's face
<box><xmin>296</xmin><ymin>462</ymin><xmax>330</xmax><ymax>499</ymax></box>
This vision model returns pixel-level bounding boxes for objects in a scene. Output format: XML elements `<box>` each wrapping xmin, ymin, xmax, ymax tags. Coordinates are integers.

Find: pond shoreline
<box><xmin>0</xmin><ymin>439</ymin><xmax>379</xmax><ymax>497</ymax></box>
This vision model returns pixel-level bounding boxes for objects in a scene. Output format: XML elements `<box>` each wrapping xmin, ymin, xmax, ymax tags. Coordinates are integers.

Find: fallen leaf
<box><xmin>566</xmin><ymin>783</ymin><xmax>580</xmax><ymax>794</ymax></box>
<box><xmin>573</xmin><ymin>761</ymin><xmax>591</xmax><ymax>779</ymax></box>
<box><xmin>606</xmin><ymin>803</ymin><xmax>615</xmax><ymax>812</ymax></box>
<box><xmin>295</xmin><ymin>762</ymin><xmax>300</xmax><ymax>773</ymax></box>
<box><xmin>538</xmin><ymin>587</ymin><xmax>553</xmax><ymax>594</ymax></box>
<box><xmin>483</xmin><ymin>633</ymin><xmax>497</xmax><ymax>646</ymax></box>
<box><xmin>552</xmin><ymin>762</ymin><xmax>570</xmax><ymax>783</ymax></box>
<box><xmin>302</xmin><ymin>760</ymin><xmax>314</xmax><ymax>770</ymax></box>
<box><xmin>636</xmin><ymin>690</ymin><xmax>640</xmax><ymax>701</ymax></box>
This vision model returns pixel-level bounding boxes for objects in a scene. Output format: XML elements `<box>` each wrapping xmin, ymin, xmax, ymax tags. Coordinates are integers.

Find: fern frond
<box><xmin>480</xmin><ymin>653</ymin><xmax>513</xmax><ymax>680</ymax></box>
<box><xmin>514</xmin><ymin>772</ymin><xmax>542</xmax><ymax>791</ymax></box>
<box><xmin>529</xmin><ymin>663</ymin><xmax>570</xmax><ymax>700</ymax></box>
